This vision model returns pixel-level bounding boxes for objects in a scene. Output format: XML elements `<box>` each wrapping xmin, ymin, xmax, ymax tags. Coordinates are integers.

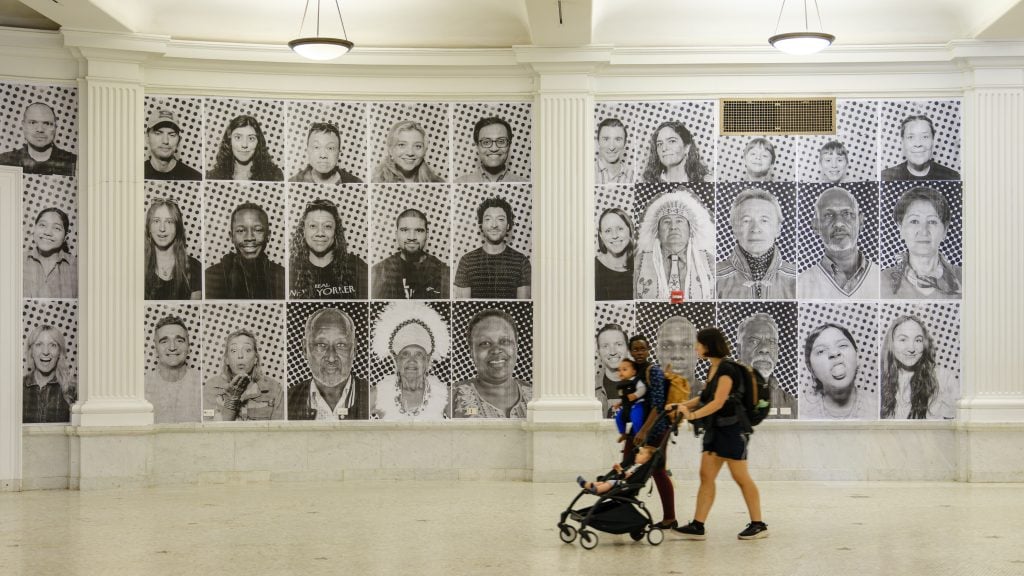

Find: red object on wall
<box><xmin>670</xmin><ymin>290</ymin><xmax>685</xmax><ymax>304</ymax></box>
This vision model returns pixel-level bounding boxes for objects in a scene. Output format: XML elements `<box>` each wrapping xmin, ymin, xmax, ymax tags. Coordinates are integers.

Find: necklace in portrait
<box><xmin>395</xmin><ymin>380</ymin><xmax>431</xmax><ymax>416</ymax></box>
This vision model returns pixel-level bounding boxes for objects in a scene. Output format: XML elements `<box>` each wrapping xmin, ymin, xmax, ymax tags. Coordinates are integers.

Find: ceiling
<box><xmin>2</xmin><ymin>0</ymin><xmax>1023</xmax><ymax>51</ymax></box>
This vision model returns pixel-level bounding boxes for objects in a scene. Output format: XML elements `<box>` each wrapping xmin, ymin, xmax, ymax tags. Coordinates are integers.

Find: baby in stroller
<box><xmin>612</xmin><ymin>359</ymin><xmax>646</xmax><ymax>443</ymax></box>
<box><xmin>576</xmin><ymin>445</ymin><xmax>656</xmax><ymax>495</ymax></box>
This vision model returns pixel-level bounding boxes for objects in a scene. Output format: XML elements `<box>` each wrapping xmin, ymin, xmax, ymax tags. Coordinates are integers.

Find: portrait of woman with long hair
<box><xmin>144</xmin><ymin>198</ymin><xmax>202</xmax><ymax>300</ymax></box>
<box><xmin>207</xmin><ymin>114</ymin><xmax>284</xmax><ymax>181</ymax></box>
<box><xmin>880</xmin><ymin>314</ymin><xmax>957</xmax><ymax>419</ymax></box>
<box><xmin>372</xmin><ymin>120</ymin><xmax>444</xmax><ymax>183</ymax></box>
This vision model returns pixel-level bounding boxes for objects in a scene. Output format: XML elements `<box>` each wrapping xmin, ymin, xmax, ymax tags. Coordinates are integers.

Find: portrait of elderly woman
<box><xmin>800</xmin><ymin>323</ymin><xmax>873</xmax><ymax>420</ymax></box>
<box><xmin>881</xmin><ymin>186</ymin><xmax>961</xmax><ymax>299</ymax></box>
<box><xmin>880</xmin><ymin>315</ymin><xmax>957</xmax><ymax>419</ymax></box>
<box><xmin>449</xmin><ymin>308</ymin><xmax>532</xmax><ymax>418</ymax></box>
<box><xmin>206</xmin><ymin>114</ymin><xmax>284</xmax><ymax>181</ymax></box>
<box><xmin>25</xmin><ymin>207</ymin><xmax>77</xmax><ymax>298</ymax></box>
<box><xmin>595</xmin><ymin>207</ymin><xmax>635</xmax><ymax>301</ymax></box>
<box><xmin>634</xmin><ymin>189</ymin><xmax>715</xmax><ymax>300</ymax></box>
<box><xmin>203</xmin><ymin>328</ymin><xmax>284</xmax><ymax>421</ymax></box>
<box><xmin>23</xmin><ymin>324</ymin><xmax>77</xmax><ymax>423</ymax></box>
<box><xmin>371</xmin><ymin>302</ymin><xmax>451</xmax><ymax>420</ymax></box>
<box><xmin>717</xmin><ymin>188</ymin><xmax>796</xmax><ymax>300</ymax></box>
<box><xmin>641</xmin><ymin>121</ymin><xmax>709</xmax><ymax>184</ymax></box>
<box><xmin>372</xmin><ymin>120</ymin><xmax>445</xmax><ymax>183</ymax></box>
<box><xmin>145</xmin><ymin>198</ymin><xmax>202</xmax><ymax>300</ymax></box>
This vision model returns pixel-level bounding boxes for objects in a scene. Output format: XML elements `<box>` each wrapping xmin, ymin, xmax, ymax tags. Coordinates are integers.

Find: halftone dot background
<box><xmin>368</xmin><ymin>300</ymin><xmax>452</xmax><ymax>389</ymax></box>
<box><xmin>287</xmin><ymin>183</ymin><xmax>369</xmax><ymax>266</ymax></box>
<box><xmin>144</xmin><ymin>180</ymin><xmax>204</xmax><ymax>264</ymax></box>
<box><xmin>594</xmin><ymin>102</ymin><xmax>642</xmax><ymax>185</ymax></box>
<box><xmin>878</xmin><ymin>301</ymin><xmax>960</xmax><ymax>382</ymax></box>
<box><xmin>798</xmin><ymin>99</ymin><xmax>879</xmax><ymax>183</ymax></box>
<box><xmin>369</xmin><ymin>184</ymin><xmax>451</xmax><ymax>269</ymax></box>
<box><xmin>715</xmin><ymin>181</ymin><xmax>797</xmax><ymax>267</ymax></box>
<box><xmin>633</xmin><ymin>181</ymin><xmax>715</xmax><ymax>232</ymax></box>
<box><xmin>143</xmin><ymin>303</ymin><xmax>202</xmax><ymax>373</ymax></box>
<box><xmin>286</xmin><ymin>301</ymin><xmax>369</xmax><ymax>388</ymax></box>
<box><xmin>284</xmin><ymin>100</ymin><xmax>366</xmax><ymax>183</ymax></box>
<box><xmin>594</xmin><ymin>185</ymin><xmax>634</xmax><ymax>254</ymax></box>
<box><xmin>0</xmin><ymin>81</ymin><xmax>78</xmax><ymax>154</ymax></box>
<box><xmin>204</xmin><ymin>98</ymin><xmax>287</xmax><ymax>181</ymax></box>
<box><xmin>636</xmin><ymin>301</ymin><xmax>715</xmax><ymax>383</ymax></box>
<box><xmin>22</xmin><ymin>174</ymin><xmax>77</xmax><ymax>259</ymax></box>
<box><xmin>201</xmin><ymin>302</ymin><xmax>286</xmax><ymax>389</ymax></box>
<box><xmin>593</xmin><ymin>302</ymin><xmax>635</xmax><ymax>374</ymax></box>
<box><xmin>370</xmin><ymin>102</ymin><xmax>451</xmax><ymax>182</ymax></box>
<box><xmin>450</xmin><ymin>300</ymin><xmax>532</xmax><ymax>384</ymax></box>
<box><xmin>451</xmin><ymin>183</ymin><xmax>533</xmax><ymax>270</ymax></box>
<box><xmin>879</xmin><ymin>99</ymin><xmax>962</xmax><ymax>175</ymax></box>
<box><xmin>621</xmin><ymin>100</ymin><xmax>717</xmax><ymax>183</ymax></box>
<box><xmin>717</xmin><ymin>134</ymin><xmax>796</xmax><ymax>183</ymax></box>
<box><xmin>452</xmin><ymin>102</ymin><xmax>532</xmax><ymax>182</ymax></box>
<box><xmin>797</xmin><ymin>301</ymin><xmax>880</xmax><ymax>419</ymax></box>
<box><xmin>23</xmin><ymin>299</ymin><xmax>78</xmax><ymax>379</ymax></box>
<box><xmin>144</xmin><ymin>95</ymin><xmax>205</xmax><ymax>175</ymax></box>
<box><xmin>796</xmin><ymin>182</ymin><xmax>880</xmax><ymax>274</ymax></box>
<box><xmin>879</xmin><ymin>180</ymin><xmax>962</xmax><ymax>271</ymax></box>
<box><xmin>717</xmin><ymin>301</ymin><xmax>799</xmax><ymax>397</ymax></box>
<box><xmin>203</xmin><ymin>181</ymin><xmax>287</xmax><ymax>267</ymax></box>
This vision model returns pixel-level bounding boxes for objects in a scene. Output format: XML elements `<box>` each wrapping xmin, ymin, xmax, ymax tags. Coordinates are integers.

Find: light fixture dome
<box><xmin>288</xmin><ymin>37</ymin><xmax>353</xmax><ymax>61</ymax></box>
<box><xmin>769</xmin><ymin>32</ymin><xmax>835</xmax><ymax>56</ymax></box>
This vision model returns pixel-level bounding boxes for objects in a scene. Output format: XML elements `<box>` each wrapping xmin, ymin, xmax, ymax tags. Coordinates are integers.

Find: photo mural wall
<box><xmin>594</xmin><ymin>98</ymin><xmax>962</xmax><ymax>421</ymax></box>
<box><xmin>142</xmin><ymin>95</ymin><xmax>533</xmax><ymax>422</ymax></box>
<box><xmin>1</xmin><ymin>80</ymin><xmax>80</xmax><ymax>425</ymax></box>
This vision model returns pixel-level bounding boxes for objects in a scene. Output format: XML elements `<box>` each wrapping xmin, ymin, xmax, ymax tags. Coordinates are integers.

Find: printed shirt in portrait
<box><xmin>798</xmin><ymin>251</ymin><xmax>880</xmax><ymax>299</ymax></box>
<box><xmin>453</xmin><ymin>246</ymin><xmax>531</xmax><ymax>299</ymax></box>
<box><xmin>880</xmin><ymin>253</ymin><xmax>962</xmax><ymax>300</ymax></box>
<box><xmin>449</xmin><ymin>377</ymin><xmax>532</xmax><ymax>418</ymax></box>
<box><xmin>289</xmin><ymin>253</ymin><xmax>368</xmax><ymax>299</ymax></box>
<box><xmin>24</xmin><ymin>252</ymin><xmax>77</xmax><ymax>298</ymax></box>
<box><xmin>716</xmin><ymin>247</ymin><xmax>796</xmax><ymax>300</ymax></box>
<box><xmin>0</xmin><ymin>144</ymin><xmax>77</xmax><ymax>176</ymax></box>
<box><xmin>371</xmin><ymin>252</ymin><xmax>450</xmax><ymax>299</ymax></box>
<box><xmin>23</xmin><ymin>373</ymin><xmax>75</xmax><ymax>424</ymax></box>
<box><xmin>203</xmin><ymin>374</ymin><xmax>284</xmax><ymax>421</ymax></box>
<box><xmin>144</xmin><ymin>367</ymin><xmax>202</xmax><ymax>423</ymax></box>
<box><xmin>595</xmin><ymin>157</ymin><xmax>634</xmax><ymax>185</ymax></box>
<box><xmin>372</xmin><ymin>374</ymin><xmax>448</xmax><ymax>420</ymax></box>
<box><xmin>454</xmin><ymin>166</ymin><xmax>527</xmax><ymax>183</ymax></box>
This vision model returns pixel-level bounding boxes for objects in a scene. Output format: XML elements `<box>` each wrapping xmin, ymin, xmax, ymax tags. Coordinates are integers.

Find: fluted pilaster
<box><xmin>0</xmin><ymin>168</ymin><xmax>24</xmax><ymax>488</ymax></box>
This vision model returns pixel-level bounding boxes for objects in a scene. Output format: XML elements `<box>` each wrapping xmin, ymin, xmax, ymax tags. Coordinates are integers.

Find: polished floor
<box><xmin>2</xmin><ymin>477</ymin><xmax>1023</xmax><ymax>576</ymax></box>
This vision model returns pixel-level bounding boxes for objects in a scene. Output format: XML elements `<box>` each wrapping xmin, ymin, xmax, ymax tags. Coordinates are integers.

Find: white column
<box><xmin>0</xmin><ymin>167</ymin><xmax>24</xmax><ymax>490</ymax></box>
<box><xmin>527</xmin><ymin>63</ymin><xmax>603</xmax><ymax>423</ymax></box>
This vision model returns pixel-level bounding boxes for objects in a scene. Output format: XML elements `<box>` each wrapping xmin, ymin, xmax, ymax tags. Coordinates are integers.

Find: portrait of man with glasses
<box><xmin>288</xmin><ymin>307</ymin><xmax>369</xmax><ymax>420</ymax></box>
<box><xmin>798</xmin><ymin>186</ymin><xmax>879</xmax><ymax>299</ymax></box>
<box><xmin>455</xmin><ymin>116</ymin><xmax>527</xmax><ymax>183</ymax></box>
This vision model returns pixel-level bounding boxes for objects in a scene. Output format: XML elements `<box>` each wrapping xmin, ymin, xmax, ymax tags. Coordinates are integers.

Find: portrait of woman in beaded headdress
<box><xmin>633</xmin><ymin>187</ymin><xmax>715</xmax><ymax>300</ymax></box>
<box><xmin>370</xmin><ymin>301</ymin><xmax>451</xmax><ymax>420</ymax></box>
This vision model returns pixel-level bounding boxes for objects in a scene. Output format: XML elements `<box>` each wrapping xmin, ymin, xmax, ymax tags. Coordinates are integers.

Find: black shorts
<box><xmin>702</xmin><ymin>423</ymin><xmax>749</xmax><ymax>460</ymax></box>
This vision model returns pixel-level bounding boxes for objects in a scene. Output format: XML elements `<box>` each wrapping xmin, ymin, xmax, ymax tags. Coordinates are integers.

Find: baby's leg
<box><xmin>629</xmin><ymin>401</ymin><xmax>646</xmax><ymax>435</ymax></box>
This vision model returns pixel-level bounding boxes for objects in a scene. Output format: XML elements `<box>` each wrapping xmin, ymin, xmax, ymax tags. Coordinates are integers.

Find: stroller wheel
<box><xmin>579</xmin><ymin>529</ymin><xmax>599</xmax><ymax>550</ymax></box>
<box><xmin>629</xmin><ymin>530</ymin><xmax>644</xmax><ymax>542</ymax></box>
<box><xmin>647</xmin><ymin>527</ymin><xmax>665</xmax><ymax>546</ymax></box>
<box><xmin>558</xmin><ymin>524</ymin><xmax>577</xmax><ymax>544</ymax></box>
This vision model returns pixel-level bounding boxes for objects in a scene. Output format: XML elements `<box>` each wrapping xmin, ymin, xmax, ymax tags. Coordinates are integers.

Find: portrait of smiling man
<box><xmin>288</xmin><ymin>307</ymin><xmax>369</xmax><ymax>420</ymax></box>
<box><xmin>144</xmin><ymin>314</ymin><xmax>201</xmax><ymax>423</ymax></box>
<box><xmin>799</xmin><ymin>187</ymin><xmax>879</xmax><ymax>299</ymax></box>
<box><xmin>595</xmin><ymin>117</ymin><xmax>633</xmax><ymax>184</ymax></box>
<box><xmin>205</xmin><ymin>202</ymin><xmax>285</xmax><ymax>300</ymax></box>
<box><xmin>455</xmin><ymin>116</ymin><xmax>527</xmax><ymax>183</ymax></box>
<box><xmin>454</xmin><ymin>196</ymin><xmax>531</xmax><ymax>299</ymax></box>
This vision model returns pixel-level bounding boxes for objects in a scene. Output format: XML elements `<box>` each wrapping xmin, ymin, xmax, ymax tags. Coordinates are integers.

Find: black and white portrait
<box><xmin>370</xmin><ymin>103</ymin><xmax>449</xmax><ymax>183</ymax></box>
<box><xmin>143</xmin><ymin>96</ymin><xmax>203</xmax><ymax>181</ymax></box>
<box><xmin>449</xmin><ymin>301</ymin><xmax>533</xmax><ymax>418</ymax></box>
<box><xmin>717</xmin><ymin>134</ymin><xmax>796</xmax><ymax>183</ymax></box>
<box><xmin>594</xmin><ymin>183</ymin><xmax>635</xmax><ymax>301</ymax></box>
<box><xmin>594</xmin><ymin>103</ymin><xmax>641</xmax><ymax>185</ymax></box>
<box><xmin>878</xmin><ymin>302</ymin><xmax>960</xmax><ymax>420</ymax></box>
<box><xmin>715</xmin><ymin>182</ymin><xmax>797</xmax><ymax>300</ymax></box>
<box><xmin>370</xmin><ymin>185</ymin><xmax>450</xmax><ymax>299</ymax></box>
<box><xmin>880</xmin><ymin>99</ymin><xmax>961</xmax><ymax>182</ymax></box>
<box><xmin>635</xmin><ymin>301</ymin><xmax>715</xmax><ymax>394</ymax></box>
<box><xmin>288</xmin><ymin>186</ymin><xmax>368</xmax><ymax>300</ymax></box>
<box><xmin>285</xmin><ymin>302</ymin><xmax>370</xmax><ymax>421</ymax></box>
<box><xmin>879</xmin><ymin>181</ymin><xmax>962</xmax><ymax>300</ymax></box>
<box><xmin>624</xmin><ymin>100</ymin><xmax>716</xmax><ymax>185</ymax></box>
<box><xmin>285</xmin><ymin>100</ymin><xmax>365</xmax><ymax>184</ymax></box>
<box><xmin>798</xmin><ymin>301</ymin><xmax>879</xmax><ymax>420</ymax></box>
<box><xmin>798</xmin><ymin>99</ymin><xmax>879</xmax><ymax>184</ymax></box>
<box><xmin>632</xmin><ymin>182</ymin><xmax>716</xmax><ymax>300</ymax></box>
<box><xmin>22</xmin><ymin>299</ymin><xmax>78</xmax><ymax>424</ymax></box>
<box><xmin>22</xmin><ymin>175</ymin><xmax>77</xmax><ymax>299</ymax></box>
<box><xmin>452</xmin><ymin>184</ymin><xmax>532</xmax><ymax>300</ymax></box>
<box><xmin>0</xmin><ymin>82</ymin><xmax>78</xmax><ymax>177</ymax></box>
<box><xmin>204</xmin><ymin>98</ymin><xmax>286</xmax><ymax>182</ymax></box>
<box><xmin>718</xmin><ymin>301</ymin><xmax>799</xmax><ymax>419</ymax></box>
<box><xmin>369</xmin><ymin>300</ymin><xmax>451</xmax><ymax>420</ymax></box>
<box><xmin>453</xmin><ymin>102</ymin><xmax>532</xmax><ymax>184</ymax></box>
<box><xmin>594</xmin><ymin>302</ymin><xmax>635</xmax><ymax>417</ymax></box>
<box><xmin>201</xmin><ymin>302</ymin><xmax>286</xmax><ymax>421</ymax></box>
<box><xmin>144</xmin><ymin>182</ymin><xmax>203</xmax><ymax>301</ymax></box>
<box><xmin>143</xmin><ymin>304</ymin><xmax>202</xmax><ymax>423</ymax></box>
<box><xmin>796</xmin><ymin>182</ymin><xmax>880</xmax><ymax>299</ymax></box>
<box><xmin>203</xmin><ymin>182</ymin><xmax>286</xmax><ymax>300</ymax></box>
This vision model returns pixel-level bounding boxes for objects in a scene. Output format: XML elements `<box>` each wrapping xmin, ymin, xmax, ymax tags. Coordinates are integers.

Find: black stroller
<box><xmin>556</xmin><ymin>410</ymin><xmax>680</xmax><ymax>550</ymax></box>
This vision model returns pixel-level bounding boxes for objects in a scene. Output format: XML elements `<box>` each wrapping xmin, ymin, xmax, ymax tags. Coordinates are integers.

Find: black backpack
<box><xmin>723</xmin><ymin>359</ymin><xmax>771</xmax><ymax>429</ymax></box>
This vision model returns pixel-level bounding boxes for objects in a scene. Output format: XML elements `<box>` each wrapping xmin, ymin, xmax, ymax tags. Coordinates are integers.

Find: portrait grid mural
<box><xmin>142</xmin><ymin>94</ymin><xmax>534</xmax><ymax>423</ymax></box>
<box><xmin>594</xmin><ymin>97</ymin><xmax>962</xmax><ymax>421</ymax></box>
<box><xmin>5</xmin><ymin>80</ymin><xmax>81</xmax><ymax>426</ymax></box>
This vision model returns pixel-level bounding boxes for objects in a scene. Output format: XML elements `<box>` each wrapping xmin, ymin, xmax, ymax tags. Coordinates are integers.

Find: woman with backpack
<box><xmin>669</xmin><ymin>327</ymin><xmax>768</xmax><ymax>540</ymax></box>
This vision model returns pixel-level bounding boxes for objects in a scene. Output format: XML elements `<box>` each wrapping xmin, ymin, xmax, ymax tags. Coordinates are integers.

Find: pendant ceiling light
<box><xmin>768</xmin><ymin>0</ymin><xmax>835</xmax><ymax>56</ymax></box>
<box><xmin>288</xmin><ymin>0</ymin><xmax>354</xmax><ymax>61</ymax></box>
